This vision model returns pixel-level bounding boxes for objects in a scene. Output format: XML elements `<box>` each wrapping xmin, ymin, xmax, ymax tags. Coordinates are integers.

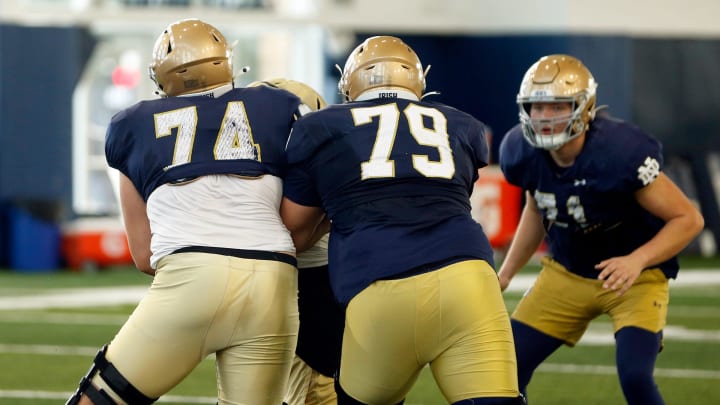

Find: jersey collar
<box><xmin>178</xmin><ymin>83</ymin><xmax>233</xmax><ymax>99</ymax></box>
<box><xmin>355</xmin><ymin>88</ymin><xmax>420</xmax><ymax>102</ymax></box>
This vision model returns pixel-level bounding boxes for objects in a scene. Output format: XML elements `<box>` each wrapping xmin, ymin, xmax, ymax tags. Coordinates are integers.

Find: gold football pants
<box><xmin>340</xmin><ymin>260</ymin><xmax>519</xmax><ymax>404</ymax></box>
<box><xmin>95</xmin><ymin>252</ymin><xmax>299</xmax><ymax>405</ymax></box>
<box><xmin>513</xmin><ymin>257</ymin><xmax>669</xmax><ymax>346</ymax></box>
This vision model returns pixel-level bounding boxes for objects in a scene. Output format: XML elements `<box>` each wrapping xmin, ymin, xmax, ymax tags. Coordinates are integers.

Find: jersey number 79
<box><xmin>351</xmin><ymin>103</ymin><xmax>455</xmax><ymax>180</ymax></box>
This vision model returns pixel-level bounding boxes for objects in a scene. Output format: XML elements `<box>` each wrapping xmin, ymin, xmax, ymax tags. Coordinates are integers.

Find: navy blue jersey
<box><xmin>499</xmin><ymin>115</ymin><xmax>679</xmax><ymax>279</ymax></box>
<box><xmin>285</xmin><ymin>98</ymin><xmax>495</xmax><ymax>306</ymax></box>
<box><xmin>106</xmin><ymin>86</ymin><xmax>301</xmax><ymax>201</ymax></box>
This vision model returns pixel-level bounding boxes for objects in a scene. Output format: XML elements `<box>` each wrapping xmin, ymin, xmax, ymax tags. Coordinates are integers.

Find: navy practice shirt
<box><xmin>106</xmin><ymin>86</ymin><xmax>301</xmax><ymax>201</ymax></box>
<box><xmin>500</xmin><ymin>115</ymin><xmax>679</xmax><ymax>280</ymax></box>
<box><xmin>285</xmin><ymin>97</ymin><xmax>495</xmax><ymax>306</ymax></box>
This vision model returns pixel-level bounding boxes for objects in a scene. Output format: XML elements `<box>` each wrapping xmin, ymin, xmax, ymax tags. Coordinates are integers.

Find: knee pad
<box><xmin>66</xmin><ymin>344</ymin><xmax>158</xmax><ymax>405</ymax></box>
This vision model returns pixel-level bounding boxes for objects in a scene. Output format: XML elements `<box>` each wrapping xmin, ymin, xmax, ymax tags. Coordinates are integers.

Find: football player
<box><xmin>498</xmin><ymin>54</ymin><xmax>704</xmax><ymax>404</ymax></box>
<box><xmin>281</xmin><ymin>36</ymin><xmax>525</xmax><ymax>405</ymax></box>
<box><xmin>66</xmin><ymin>19</ymin><xmax>304</xmax><ymax>405</ymax></box>
<box><xmin>282</xmin><ymin>231</ymin><xmax>342</xmax><ymax>405</ymax></box>
<box><xmin>248</xmin><ymin>78</ymin><xmax>343</xmax><ymax>405</ymax></box>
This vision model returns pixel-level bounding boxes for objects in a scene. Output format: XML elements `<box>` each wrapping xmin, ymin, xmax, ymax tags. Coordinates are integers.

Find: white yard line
<box><xmin>1</xmin><ymin>269</ymin><xmax>719</xmax><ymax>311</ymax></box>
<box><xmin>0</xmin><ymin>390</ymin><xmax>217</xmax><ymax>404</ymax></box>
<box><xmin>0</xmin><ymin>286</ymin><xmax>147</xmax><ymax>310</ymax></box>
<box><xmin>538</xmin><ymin>363</ymin><xmax>720</xmax><ymax>379</ymax></box>
<box><xmin>507</xmin><ymin>269</ymin><xmax>720</xmax><ymax>292</ymax></box>
<box><xmin>1</xmin><ymin>270</ymin><xmax>717</xmax><ymax>404</ymax></box>
<box><xmin>0</xmin><ymin>344</ymin><xmax>219</xmax><ymax>359</ymax></box>
<box><xmin>0</xmin><ymin>312</ymin><xmax>128</xmax><ymax>324</ymax></box>
<box><xmin>577</xmin><ymin>324</ymin><xmax>720</xmax><ymax>345</ymax></box>
<box><xmin>0</xmin><ymin>344</ymin><xmax>98</xmax><ymax>356</ymax></box>
<box><xmin>1</xmin><ymin>362</ymin><xmax>718</xmax><ymax>404</ymax></box>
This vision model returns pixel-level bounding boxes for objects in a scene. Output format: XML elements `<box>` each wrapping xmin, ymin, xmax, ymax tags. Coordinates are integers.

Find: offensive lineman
<box><xmin>281</xmin><ymin>35</ymin><xmax>524</xmax><ymax>405</ymax></box>
<box><xmin>67</xmin><ymin>19</ymin><xmax>304</xmax><ymax>405</ymax></box>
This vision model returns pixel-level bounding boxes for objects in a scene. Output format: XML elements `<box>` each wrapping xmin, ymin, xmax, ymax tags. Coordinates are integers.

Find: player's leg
<box><xmin>283</xmin><ymin>355</ymin><xmax>312</xmax><ymax>405</ymax></box>
<box><xmin>284</xmin><ymin>264</ymin><xmax>343</xmax><ymax>405</ymax></box>
<box><xmin>603</xmin><ymin>268</ymin><xmax>669</xmax><ymax>405</ymax></box>
<box><xmin>66</xmin><ymin>344</ymin><xmax>157</xmax><ymax>405</ymax></box>
<box><xmin>429</xmin><ymin>260</ymin><xmax>522</xmax><ymax>404</ymax></box>
<box><xmin>511</xmin><ymin>257</ymin><xmax>600</xmax><ymax>400</ymax></box>
<box><xmin>615</xmin><ymin>327</ymin><xmax>664</xmax><ymax>405</ymax></box>
<box><xmin>283</xmin><ymin>355</ymin><xmax>337</xmax><ymax>405</ymax></box>
<box><xmin>214</xmin><ymin>256</ymin><xmax>299</xmax><ymax>405</ymax></box>
<box><xmin>337</xmin><ymin>276</ymin><xmax>426</xmax><ymax>404</ymax></box>
<box><xmin>67</xmin><ymin>252</ymin><xmax>227</xmax><ymax>404</ymax></box>
<box><xmin>510</xmin><ymin>320</ymin><xmax>563</xmax><ymax>396</ymax></box>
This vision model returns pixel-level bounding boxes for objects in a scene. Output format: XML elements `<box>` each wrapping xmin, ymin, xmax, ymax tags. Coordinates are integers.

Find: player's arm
<box><xmin>280</xmin><ymin>197</ymin><xmax>328</xmax><ymax>254</ymax></box>
<box><xmin>118</xmin><ymin>174</ymin><xmax>154</xmax><ymax>276</ymax></box>
<box><xmin>497</xmin><ymin>191</ymin><xmax>546</xmax><ymax>291</ymax></box>
<box><xmin>632</xmin><ymin>172</ymin><xmax>704</xmax><ymax>265</ymax></box>
<box><xmin>596</xmin><ymin>172</ymin><xmax>704</xmax><ymax>293</ymax></box>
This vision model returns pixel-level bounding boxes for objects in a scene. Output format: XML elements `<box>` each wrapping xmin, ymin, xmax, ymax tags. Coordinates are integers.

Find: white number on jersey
<box><xmin>534</xmin><ymin>191</ymin><xmax>587</xmax><ymax>224</ymax></box>
<box><xmin>352</xmin><ymin>103</ymin><xmax>455</xmax><ymax>180</ymax></box>
<box><xmin>154</xmin><ymin>103</ymin><xmax>259</xmax><ymax>169</ymax></box>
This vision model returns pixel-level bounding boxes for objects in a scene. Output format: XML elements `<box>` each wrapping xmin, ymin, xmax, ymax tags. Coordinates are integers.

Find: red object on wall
<box><xmin>61</xmin><ymin>217</ymin><xmax>134</xmax><ymax>271</ymax></box>
<box><xmin>470</xmin><ymin>165</ymin><xmax>523</xmax><ymax>249</ymax></box>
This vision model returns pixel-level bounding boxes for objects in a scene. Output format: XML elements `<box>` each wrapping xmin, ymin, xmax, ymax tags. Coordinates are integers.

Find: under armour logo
<box><xmin>573</xmin><ymin>179</ymin><xmax>587</xmax><ymax>186</ymax></box>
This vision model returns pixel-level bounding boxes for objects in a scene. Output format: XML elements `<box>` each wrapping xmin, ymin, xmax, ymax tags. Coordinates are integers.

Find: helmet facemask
<box><xmin>518</xmin><ymin>93</ymin><xmax>594</xmax><ymax>150</ymax></box>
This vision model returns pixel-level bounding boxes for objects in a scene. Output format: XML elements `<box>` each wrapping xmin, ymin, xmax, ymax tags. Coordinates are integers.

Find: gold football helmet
<box><xmin>338</xmin><ymin>36</ymin><xmax>426</xmax><ymax>102</ymax></box>
<box><xmin>148</xmin><ymin>19</ymin><xmax>233</xmax><ymax>97</ymax></box>
<box><xmin>249</xmin><ymin>78</ymin><xmax>327</xmax><ymax>112</ymax></box>
<box><xmin>517</xmin><ymin>54</ymin><xmax>597</xmax><ymax>150</ymax></box>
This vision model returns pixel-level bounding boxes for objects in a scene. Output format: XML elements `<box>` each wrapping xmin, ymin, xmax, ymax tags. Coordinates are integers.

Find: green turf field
<box><xmin>0</xmin><ymin>255</ymin><xmax>718</xmax><ymax>404</ymax></box>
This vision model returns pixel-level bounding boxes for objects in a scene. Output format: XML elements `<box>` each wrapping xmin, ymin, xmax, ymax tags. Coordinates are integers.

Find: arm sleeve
<box><xmin>498</xmin><ymin>127</ymin><xmax>528</xmax><ymax>189</ymax></box>
<box><xmin>104</xmin><ymin>112</ymin><xmax>130</xmax><ymax>175</ymax></box>
<box><xmin>284</xmin><ymin>118</ymin><xmax>324</xmax><ymax>207</ymax></box>
<box><xmin>616</xmin><ymin>127</ymin><xmax>664</xmax><ymax>193</ymax></box>
<box><xmin>467</xmin><ymin>119</ymin><xmax>490</xmax><ymax>170</ymax></box>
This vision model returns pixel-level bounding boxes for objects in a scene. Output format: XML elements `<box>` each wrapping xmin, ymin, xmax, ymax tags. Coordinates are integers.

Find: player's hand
<box><xmin>140</xmin><ymin>267</ymin><xmax>156</xmax><ymax>277</ymax></box>
<box><xmin>595</xmin><ymin>255</ymin><xmax>644</xmax><ymax>297</ymax></box>
<box><xmin>497</xmin><ymin>270</ymin><xmax>512</xmax><ymax>292</ymax></box>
